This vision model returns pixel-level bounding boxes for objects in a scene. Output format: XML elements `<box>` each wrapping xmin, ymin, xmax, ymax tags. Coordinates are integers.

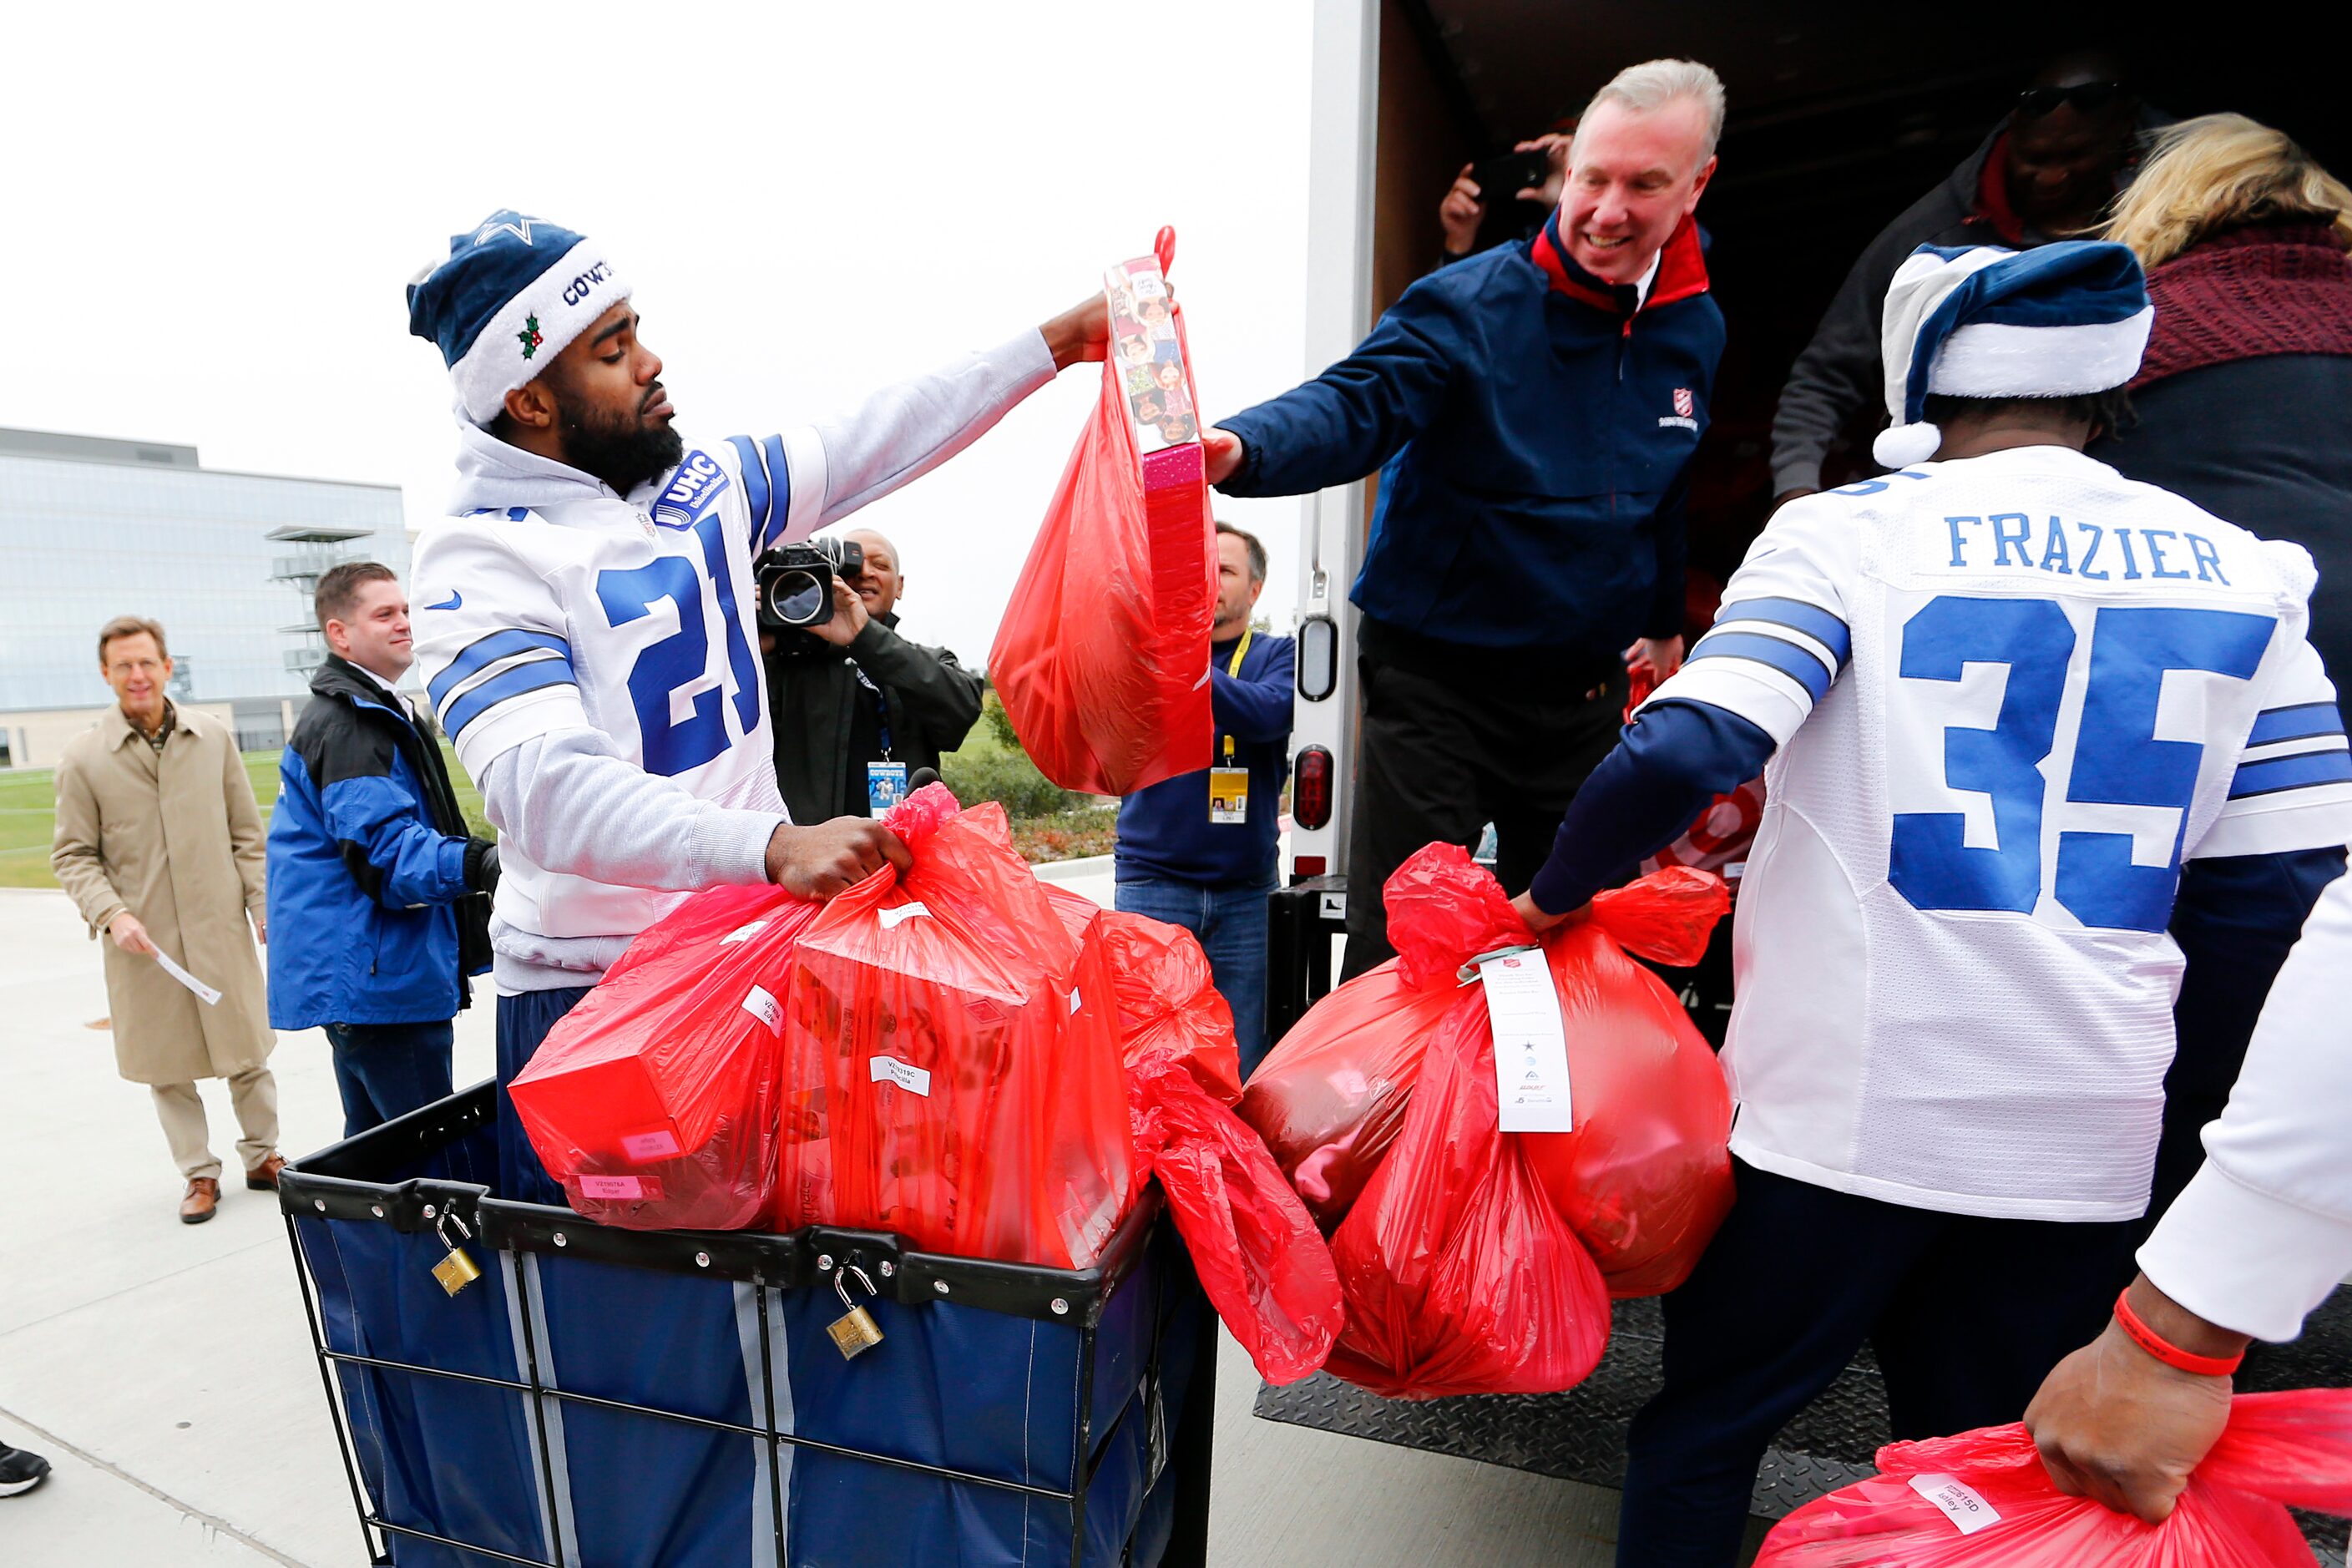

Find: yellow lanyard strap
<box><xmin>1219</xmin><ymin>628</ymin><xmax>1253</xmax><ymax>762</ymax></box>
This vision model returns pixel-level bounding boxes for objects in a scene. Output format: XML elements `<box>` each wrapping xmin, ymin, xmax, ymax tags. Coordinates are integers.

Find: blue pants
<box><xmin>1615</xmin><ymin>1160</ymin><xmax>2140</xmax><ymax>1566</ymax></box>
<box><xmin>495</xmin><ymin>985</ymin><xmax>594</xmax><ymax>1207</ymax></box>
<box><xmin>322</xmin><ymin>1019</ymin><xmax>455</xmax><ymax>1141</ymax></box>
<box><xmin>1114</xmin><ymin>873</ymin><xmax>1277</xmax><ymax>1079</ymax></box>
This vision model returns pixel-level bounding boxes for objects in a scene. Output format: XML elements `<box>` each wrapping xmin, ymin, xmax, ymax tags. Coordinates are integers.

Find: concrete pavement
<box><xmin>0</xmin><ymin>878</ymin><xmax>1627</xmax><ymax>1565</ymax></box>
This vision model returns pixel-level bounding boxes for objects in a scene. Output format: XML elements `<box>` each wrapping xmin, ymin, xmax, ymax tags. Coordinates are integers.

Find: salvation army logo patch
<box><xmin>1672</xmin><ymin>387</ymin><xmax>1694</xmax><ymax>418</ymax></box>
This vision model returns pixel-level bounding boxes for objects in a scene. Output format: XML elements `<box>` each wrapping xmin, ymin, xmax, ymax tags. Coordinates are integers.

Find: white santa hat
<box><xmin>1872</xmin><ymin>240</ymin><xmax>2154</xmax><ymax>469</ymax></box>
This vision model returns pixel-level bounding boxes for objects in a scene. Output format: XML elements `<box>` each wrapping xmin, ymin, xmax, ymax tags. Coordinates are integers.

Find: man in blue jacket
<box><xmin>267</xmin><ymin>562</ymin><xmax>498</xmax><ymax>1136</ymax></box>
<box><xmin>1205</xmin><ymin>58</ymin><xmax>1726</xmax><ymax>976</ymax></box>
<box><xmin>1115</xmin><ymin>523</ymin><xmax>1295</xmax><ymax>1075</ymax></box>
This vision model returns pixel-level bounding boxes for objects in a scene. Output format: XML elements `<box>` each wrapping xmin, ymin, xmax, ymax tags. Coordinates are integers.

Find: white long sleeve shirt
<box><xmin>2139</xmin><ymin>865</ymin><xmax>2352</xmax><ymax>1341</ymax></box>
<box><xmin>411</xmin><ymin>330</ymin><xmax>1056</xmax><ymax>991</ymax></box>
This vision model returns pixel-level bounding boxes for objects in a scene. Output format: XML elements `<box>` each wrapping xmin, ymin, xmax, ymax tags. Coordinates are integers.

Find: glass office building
<box><xmin>0</xmin><ymin>427</ymin><xmax>408</xmax><ymax>766</ymax></box>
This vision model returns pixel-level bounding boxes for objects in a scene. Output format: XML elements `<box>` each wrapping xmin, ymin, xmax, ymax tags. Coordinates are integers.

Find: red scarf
<box><xmin>2132</xmin><ymin>223</ymin><xmax>2352</xmax><ymax>390</ymax></box>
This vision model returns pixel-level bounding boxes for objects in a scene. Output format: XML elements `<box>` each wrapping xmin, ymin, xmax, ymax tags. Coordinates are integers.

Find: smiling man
<box><xmin>1203</xmin><ymin>59</ymin><xmax>1727</xmax><ymax>975</ymax></box>
<box><xmin>403</xmin><ymin>210</ymin><xmax>1104</xmax><ymax>1201</ymax></box>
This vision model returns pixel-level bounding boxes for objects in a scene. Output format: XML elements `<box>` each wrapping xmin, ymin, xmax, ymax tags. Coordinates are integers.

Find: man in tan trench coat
<box><xmin>50</xmin><ymin>616</ymin><xmax>282</xmax><ymax>1223</ymax></box>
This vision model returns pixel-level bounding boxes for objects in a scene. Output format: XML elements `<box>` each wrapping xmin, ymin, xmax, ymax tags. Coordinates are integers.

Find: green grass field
<box><xmin>0</xmin><ymin>744</ymin><xmax>488</xmax><ymax>892</ymax></box>
<box><xmin>0</xmin><ymin>690</ymin><xmax>1110</xmax><ymax>890</ymax></box>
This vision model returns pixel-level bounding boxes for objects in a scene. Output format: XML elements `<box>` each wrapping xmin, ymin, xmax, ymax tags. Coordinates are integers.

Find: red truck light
<box><xmin>1292</xmin><ymin>745</ymin><xmax>1333</xmax><ymax>830</ymax></box>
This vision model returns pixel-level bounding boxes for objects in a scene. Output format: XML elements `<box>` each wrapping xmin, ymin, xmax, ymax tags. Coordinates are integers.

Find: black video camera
<box><xmin>755</xmin><ymin>537</ymin><xmax>864</xmax><ymax>630</ymax></box>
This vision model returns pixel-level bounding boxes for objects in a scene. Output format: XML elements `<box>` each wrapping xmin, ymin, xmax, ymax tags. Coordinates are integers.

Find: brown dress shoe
<box><xmin>245</xmin><ymin>1153</ymin><xmax>286</xmax><ymax>1191</ymax></box>
<box><xmin>180</xmin><ymin>1177</ymin><xmax>220</xmax><ymax>1224</ymax></box>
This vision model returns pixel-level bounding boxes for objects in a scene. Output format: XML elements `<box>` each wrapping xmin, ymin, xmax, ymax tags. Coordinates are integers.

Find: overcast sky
<box><xmin>2</xmin><ymin>2</ymin><xmax>1317</xmax><ymax>665</ymax></box>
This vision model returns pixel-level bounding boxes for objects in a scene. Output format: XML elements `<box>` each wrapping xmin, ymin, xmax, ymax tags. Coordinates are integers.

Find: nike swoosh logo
<box><xmin>427</xmin><ymin>591</ymin><xmax>462</xmax><ymax>611</ymax></box>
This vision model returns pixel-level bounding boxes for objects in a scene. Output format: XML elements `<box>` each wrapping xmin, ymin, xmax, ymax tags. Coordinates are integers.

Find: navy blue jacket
<box><xmin>1217</xmin><ymin>214</ymin><xmax>1723</xmax><ymax>655</ymax></box>
<box><xmin>1115</xmin><ymin>632</ymin><xmax>1294</xmax><ymax>886</ymax></box>
<box><xmin>266</xmin><ymin>657</ymin><xmax>493</xmax><ymax>1028</ymax></box>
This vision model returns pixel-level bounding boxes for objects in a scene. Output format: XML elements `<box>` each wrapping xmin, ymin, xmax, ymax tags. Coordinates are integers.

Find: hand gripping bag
<box><xmin>775</xmin><ymin>785</ymin><xmax>1136</xmax><ymax>1267</ymax></box>
<box><xmin>989</xmin><ymin>228</ymin><xmax>1216</xmax><ymax>795</ymax></box>
<box><xmin>510</xmin><ymin>883</ymin><xmax>823</xmax><ymax>1230</ymax></box>
<box><xmin>1095</xmin><ymin>909</ymin><xmax>1343</xmax><ymax>1385</ymax></box>
<box><xmin>1754</xmin><ymin>1390</ymin><xmax>2352</xmax><ymax>1567</ymax></box>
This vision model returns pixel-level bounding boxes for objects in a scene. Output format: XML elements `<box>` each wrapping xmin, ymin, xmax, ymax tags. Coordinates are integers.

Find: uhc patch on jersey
<box><xmin>650</xmin><ymin>449</ymin><xmax>731</xmax><ymax>529</ymax></box>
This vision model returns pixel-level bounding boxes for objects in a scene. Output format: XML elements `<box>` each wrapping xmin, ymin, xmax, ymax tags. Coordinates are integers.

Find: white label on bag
<box><xmin>869</xmin><ymin>1055</ymin><xmax>933</xmax><ymax>1096</ymax></box>
<box><xmin>720</xmin><ymin>919</ymin><xmax>767</xmax><ymax>944</ymax></box>
<box><xmin>878</xmin><ymin>902</ymin><xmax>931</xmax><ymax>929</ymax></box>
<box><xmin>621</xmin><ymin>1130</ymin><xmax>681</xmax><ymax>1162</ymax></box>
<box><xmin>1907</xmin><ymin>1474</ymin><xmax>1999</xmax><ymax>1535</ymax></box>
<box><xmin>579</xmin><ymin>1175</ymin><xmax>647</xmax><ymax>1201</ymax></box>
<box><xmin>1481</xmin><ymin>950</ymin><xmax>1574</xmax><ymax>1133</ymax></box>
<box><xmin>741</xmin><ymin>985</ymin><xmax>782</xmax><ymax>1034</ymax></box>
<box><xmin>1069</xmin><ymin>989</ymin><xmax>1083</xmax><ymax>1014</ymax></box>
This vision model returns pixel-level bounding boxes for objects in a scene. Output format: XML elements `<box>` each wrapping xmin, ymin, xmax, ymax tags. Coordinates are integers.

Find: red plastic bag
<box><xmin>775</xmin><ymin>786</ymin><xmax>1136</xmax><ymax>1267</ymax></box>
<box><xmin>1240</xmin><ymin>846</ymin><xmax>1734</xmax><ymax>1296</ymax></box>
<box><xmin>1323</xmin><ymin>989</ymin><xmax>1612</xmax><ymax>1399</ymax></box>
<box><xmin>1237</xmin><ymin>847</ymin><xmax>1525</xmax><ymax>1227</ymax></box>
<box><xmin>1097</xmin><ymin>910</ymin><xmax>1343</xmax><ymax>1385</ymax></box>
<box><xmin>1756</xmin><ymin>1391</ymin><xmax>2352</xmax><ymax>1566</ymax></box>
<box><xmin>989</xmin><ymin>228</ymin><xmax>1216</xmax><ymax>796</ymax></box>
<box><xmin>1521</xmin><ymin>875</ymin><xmax>1737</xmax><ymax>1297</ymax></box>
<box><xmin>510</xmin><ymin>883</ymin><xmax>822</xmax><ymax>1230</ymax></box>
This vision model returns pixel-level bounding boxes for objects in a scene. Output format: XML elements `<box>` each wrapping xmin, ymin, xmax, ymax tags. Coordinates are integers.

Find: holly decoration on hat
<box><xmin>518</xmin><ymin>315</ymin><xmax>544</xmax><ymax>359</ymax></box>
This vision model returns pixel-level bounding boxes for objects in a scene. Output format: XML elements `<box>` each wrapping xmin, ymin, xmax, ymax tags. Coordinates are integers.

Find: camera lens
<box><xmin>767</xmin><ymin>569</ymin><xmax>827</xmax><ymax>626</ymax></box>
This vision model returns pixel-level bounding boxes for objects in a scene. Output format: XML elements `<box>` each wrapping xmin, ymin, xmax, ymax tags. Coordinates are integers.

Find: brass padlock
<box><xmin>827</xmin><ymin>1262</ymin><xmax>884</xmax><ymax>1361</ymax></box>
<box><xmin>430</xmin><ymin>1210</ymin><xmax>482</xmax><ymax>1297</ymax></box>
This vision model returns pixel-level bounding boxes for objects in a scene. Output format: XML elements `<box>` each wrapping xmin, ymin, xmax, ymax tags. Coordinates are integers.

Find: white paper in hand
<box><xmin>153</xmin><ymin>948</ymin><xmax>222</xmax><ymax>1006</ymax></box>
<box><xmin>1481</xmin><ymin>948</ymin><xmax>1571</xmax><ymax>1132</ymax></box>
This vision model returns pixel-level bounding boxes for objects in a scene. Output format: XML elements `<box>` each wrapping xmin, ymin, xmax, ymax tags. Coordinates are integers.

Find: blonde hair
<box><xmin>1576</xmin><ymin>59</ymin><xmax>1726</xmax><ymax>168</ymax></box>
<box><xmin>2104</xmin><ymin>113</ymin><xmax>2352</xmax><ymax>269</ymax></box>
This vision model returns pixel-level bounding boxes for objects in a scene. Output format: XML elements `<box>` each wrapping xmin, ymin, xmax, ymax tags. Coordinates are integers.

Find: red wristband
<box><xmin>2113</xmin><ymin>1288</ymin><xmax>2244</xmax><ymax>1377</ymax></box>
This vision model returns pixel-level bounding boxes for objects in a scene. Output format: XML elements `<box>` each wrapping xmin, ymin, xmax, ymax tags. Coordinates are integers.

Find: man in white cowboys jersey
<box><xmin>1510</xmin><ymin>241</ymin><xmax>2352</xmax><ymax>1566</ymax></box>
<box><xmin>404</xmin><ymin>210</ymin><xmax>1108</xmax><ymax>1201</ymax></box>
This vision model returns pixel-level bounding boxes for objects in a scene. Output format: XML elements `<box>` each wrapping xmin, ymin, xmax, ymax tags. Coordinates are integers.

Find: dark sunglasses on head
<box><xmin>2016</xmin><ymin>81</ymin><xmax>2126</xmax><ymax>119</ymax></box>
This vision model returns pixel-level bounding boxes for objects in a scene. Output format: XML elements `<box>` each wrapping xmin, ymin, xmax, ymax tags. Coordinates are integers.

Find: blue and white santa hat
<box><xmin>406</xmin><ymin>210</ymin><xmax>632</xmax><ymax>427</ymax></box>
<box><xmin>1873</xmin><ymin>240</ymin><xmax>2152</xmax><ymax>469</ymax></box>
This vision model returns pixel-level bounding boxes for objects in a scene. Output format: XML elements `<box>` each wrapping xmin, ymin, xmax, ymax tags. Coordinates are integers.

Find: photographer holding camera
<box><xmin>763</xmin><ymin>528</ymin><xmax>984</xmax><ymax>821</ymax></box>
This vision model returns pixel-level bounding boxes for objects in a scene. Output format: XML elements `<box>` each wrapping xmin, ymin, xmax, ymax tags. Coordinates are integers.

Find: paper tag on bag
<box><xmin>620</xmin><ymin>1129</ymin><xmax>681</xmax><ymax>1162</ymax></box>
<box><xmin>869</xmin><ymin>1056</ymin><xmax>933</xmax><ymax>1096</ymax></box>
<box><xmin>153</xmin><ymin>948</ymin><xmax>222</xmax><ymax>1006</ymax></box>
<box><xmin>1480</xmin><ymin>948</ymin><xmax>1574</xmax><ymax>1133</ymax></box>
<box><xmin>720</xmin><ymin>920</ymin><xmax>768</xmax><ymax>945</ymax></box>
<box><xmin>1907</xmin><ymin>1474</ymin><xmax>2000</xmax><ymax>1535</ymax></box>
<box><xmin>878</xmin><ymin>902</ymin><xmax>931</xmax><ymax>929</ymax></box>
<box><xmin>741</xmin><ymin>985</ymin><xmax>782</xmax><ymax>1034</ymax></box>
<box><xmin>579</xmin><ymin>1175</ymin><xmax>662</xmax><ymax>1201</ymax></box>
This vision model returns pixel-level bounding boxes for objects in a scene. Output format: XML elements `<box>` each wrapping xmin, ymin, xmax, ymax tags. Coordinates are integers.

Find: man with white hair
<box><xmin>1203</xmin><ymin>59</ymin><xmax>1727</xmax><ymax>977</ymax></box>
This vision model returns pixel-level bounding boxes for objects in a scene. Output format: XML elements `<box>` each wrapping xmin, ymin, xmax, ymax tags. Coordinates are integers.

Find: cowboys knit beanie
<box><xmin>407</xmin><ymin>210</ymin><xmax>632</xmax><ymax>427</ymax></box>
<box><xmin>1872</xmin><ymin>240</ymin><xmax>2153</xmax><ymax>469</ymax></box>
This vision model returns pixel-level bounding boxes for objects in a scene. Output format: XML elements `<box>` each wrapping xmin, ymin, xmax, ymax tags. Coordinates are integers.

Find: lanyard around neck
<box><xmin>1218</xmin><ymin>628</ymin><xmax>1253</xmax><ymax>761</ymax></box>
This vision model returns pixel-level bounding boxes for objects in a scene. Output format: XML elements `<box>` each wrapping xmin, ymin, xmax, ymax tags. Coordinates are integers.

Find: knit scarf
<box><xmin>2132</xmin><ymin>223</ymin><xmax>2352</xmax><ymax>390</ymax></box>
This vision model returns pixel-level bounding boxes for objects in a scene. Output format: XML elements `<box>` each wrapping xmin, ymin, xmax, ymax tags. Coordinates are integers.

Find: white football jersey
<box><xmin>1647</xmin><ymin>444</ymin><xmax>2352</xmax><ymax>1221</ymax></box>
<box><xmin>411</xmin><ymin>428</ymin><xmax>814</xmax><ymax>952</ymax></box>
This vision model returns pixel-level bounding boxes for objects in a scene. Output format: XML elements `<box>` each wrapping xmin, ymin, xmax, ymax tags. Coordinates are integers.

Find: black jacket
<box><xmin>2092</xmin><ymin>354</ymin><xmax>2352</xmax><ymax>713</ymax></box>
<box><xmin>1769</xmin><ymin>109</ymin><xmax>2171</xmax><ymax>497</ymax></box>
<box><xmin>766</xmin><ymin>612</ymin><xmax>984</xmax><ymax>822</ymax></box>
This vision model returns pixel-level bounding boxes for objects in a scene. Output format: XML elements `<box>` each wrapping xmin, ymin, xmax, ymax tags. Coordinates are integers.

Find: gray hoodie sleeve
<box><xmin>479</xmin><ymin>731</ymin><xmax>782</xmax><ymax>892</ymax></box>
<box><xmin>1769</xmin><ymin>183</ymin><xmax>1975</xmax><ymax>497</ymax></box>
